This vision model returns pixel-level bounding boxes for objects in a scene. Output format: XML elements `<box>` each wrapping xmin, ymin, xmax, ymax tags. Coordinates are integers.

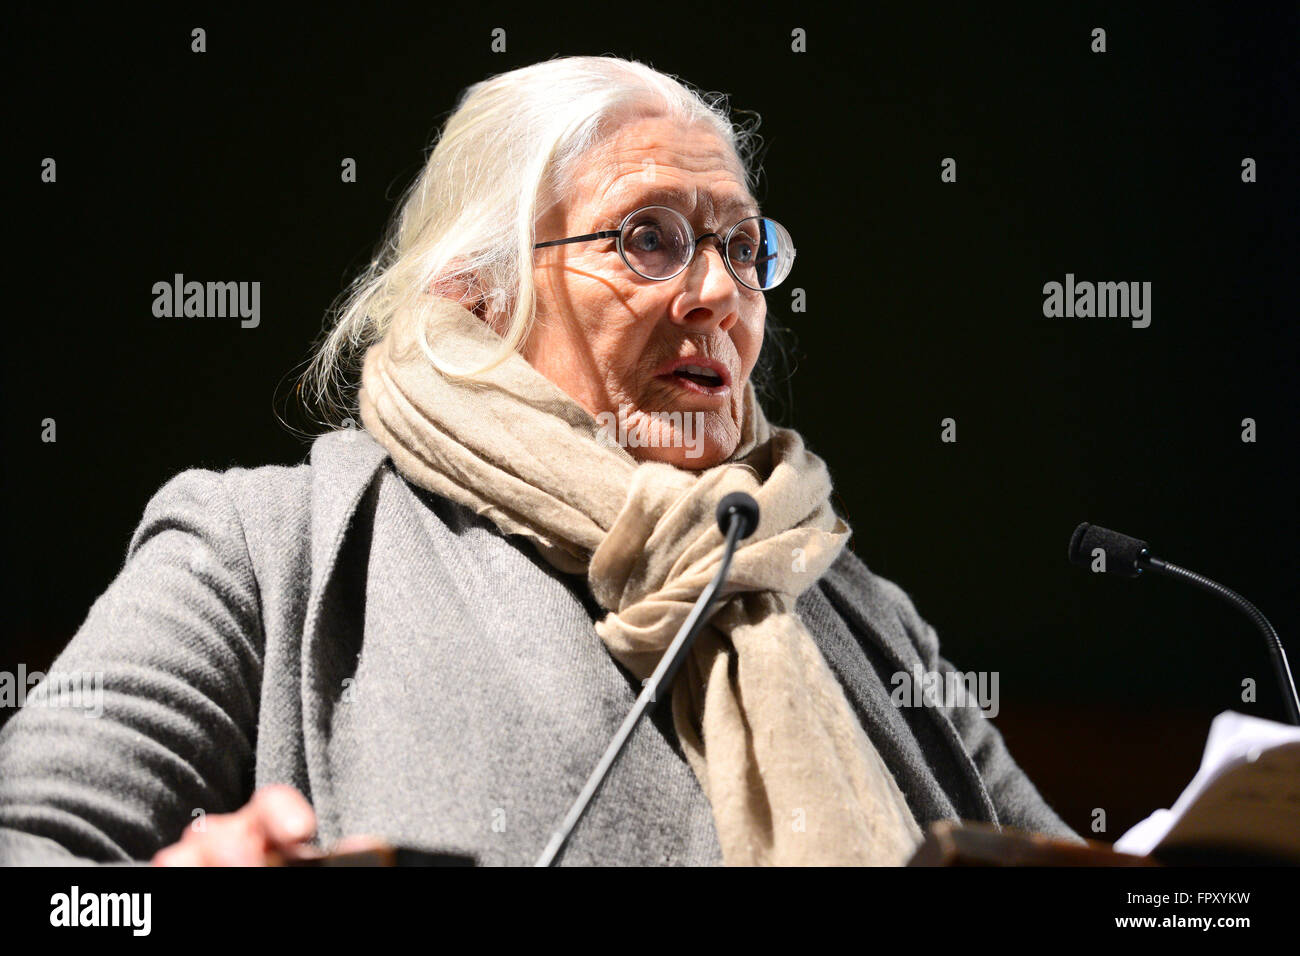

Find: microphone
<box><xmin>716</xmin><ymin>491</ymin><xmax>759</xmax><ymax>538</ymax></box>
<box><xmin>1069</xmin><ymin>522</ymin><xmax>1300</xmax><ymax>725</ymax></box>
<box><xmin>1068</xmin><ymin>523</ymin><xmax>1149</xmax><ymax>578</ymax></box>
<box><xmin>534</xmin><ymin>492</ymin><xmax>761</xmax><ymax>866</ymax></box>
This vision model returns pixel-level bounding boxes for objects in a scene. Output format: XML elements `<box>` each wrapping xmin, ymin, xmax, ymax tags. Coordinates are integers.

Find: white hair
<box><xmin>295</xmin><ymin>55</ymin><xmax>770</xmax><ymax>430</ymax></box>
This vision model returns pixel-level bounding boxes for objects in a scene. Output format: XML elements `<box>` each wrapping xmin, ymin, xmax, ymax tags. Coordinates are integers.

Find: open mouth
<box><xmin>654</xmin><ymin>357</ymin><xmax>732</xmax><ymax>397</ymax></box>
<box><xmin>672</xmin><ymin>364</ymin><xmax>725</xmax><ymax>388</ymax></box>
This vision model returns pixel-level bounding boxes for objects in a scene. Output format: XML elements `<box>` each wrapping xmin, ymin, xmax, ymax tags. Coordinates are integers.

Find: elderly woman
<box><xmin>0</xmin><ymin>56</ymin><xmax>1076</xmax><ymax>866</ymax></box>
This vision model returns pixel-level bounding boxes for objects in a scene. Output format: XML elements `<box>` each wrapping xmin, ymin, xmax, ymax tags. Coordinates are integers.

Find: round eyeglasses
<box><xmin>533</xmin><ymin>205</ymin><xmax>796</xmax><ymax>292</ymax></box>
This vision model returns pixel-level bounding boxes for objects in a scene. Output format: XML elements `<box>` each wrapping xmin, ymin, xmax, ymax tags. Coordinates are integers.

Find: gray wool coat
<box><xmin>0</xmin><ymin>428</ymin><xmax>1079</xmax><ymax>865</ymax></box>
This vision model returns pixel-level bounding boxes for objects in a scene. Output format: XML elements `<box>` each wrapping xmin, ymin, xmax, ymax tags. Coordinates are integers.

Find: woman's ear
<box><xmin>428</xmin><ymin>267</ymin><xmax>489</xmax><ymax>321</ymax></box>
<box><xmin>428</xmin><ymin>270</ymin><xmax>512</xmax><ymax>336</ymax></box>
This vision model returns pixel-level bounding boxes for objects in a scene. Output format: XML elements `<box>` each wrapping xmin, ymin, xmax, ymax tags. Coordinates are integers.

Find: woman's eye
<box><xmin>730</xmin><ymin>240</ymin><xmax>756</xmax><ymax>263</ymax></box>
<box><xmin>629</xmin><ymin>227</ymin><xmax>662</xmax><ymax>251</ymax></box>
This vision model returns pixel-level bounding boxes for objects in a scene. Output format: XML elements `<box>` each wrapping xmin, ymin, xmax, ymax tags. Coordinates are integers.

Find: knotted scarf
<box><xmin>357</xmin><ymin>297</ymin><xmax>922</xmax><ymax>864</ymax></box>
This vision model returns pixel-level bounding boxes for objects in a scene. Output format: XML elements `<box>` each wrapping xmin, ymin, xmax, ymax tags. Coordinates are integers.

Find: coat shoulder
<box><xmin>127</xmin><ymin>429</ymin><xmax>392</xmax><ymax>592</ymax></box>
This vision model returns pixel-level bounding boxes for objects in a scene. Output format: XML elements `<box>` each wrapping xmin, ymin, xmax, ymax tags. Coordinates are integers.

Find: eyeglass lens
<box><xmin>618</xmin><ymin>206</ymin><xmax>793</xmax><ymax>291</ymax></box>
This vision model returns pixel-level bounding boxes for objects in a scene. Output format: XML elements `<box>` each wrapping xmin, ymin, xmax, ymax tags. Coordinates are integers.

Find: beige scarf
<box><xmin>357</xmin><ymin>297</ymin><xmax>922</xmax><ymax>865</ymax></box>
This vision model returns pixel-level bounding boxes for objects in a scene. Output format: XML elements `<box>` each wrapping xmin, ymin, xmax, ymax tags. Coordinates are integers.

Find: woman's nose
<box><xmin>673</xmin><ymin>240</ymin><xmax>740</xmax><ymax>331</ymax></box>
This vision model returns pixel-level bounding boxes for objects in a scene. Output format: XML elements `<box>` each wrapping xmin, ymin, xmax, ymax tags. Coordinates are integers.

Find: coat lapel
<box><xmin>298</xmin><ymin>428</ymin><xmax>390</xmax><ymax>838</ymax></box>
<box><xmin>815</xmin><ymin>554</ymin><xmax>1000</xmax><ymax>824</ymax></box>
<box><xmin>307</xmin><ymin>428</ymin><xmax>390</xmax><ymax>580</ymax></box>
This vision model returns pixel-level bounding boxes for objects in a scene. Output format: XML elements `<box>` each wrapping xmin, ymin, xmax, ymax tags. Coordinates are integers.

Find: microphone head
<box><xmin>1068</xmin><ymin>522</ymin><xmax>1150</xmax><ymax>577</ymax></box>
<box><xmin>716</xmin><ymin>492</ymin><xmax>760</xmax><ymax>540</ymax></box>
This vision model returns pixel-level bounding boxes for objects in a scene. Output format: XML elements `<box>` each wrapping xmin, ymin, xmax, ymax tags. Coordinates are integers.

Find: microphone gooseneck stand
<box><xmin>534</xmin><ymin>492</ymin><xmax>760</xmax><ymax>867</ymax></box>
<box><xmin>1069</xmin><ymin>522</ymin><xmax>1300</xmax><ymax>725</ymax></box>
<box><xmin>1140</xmin><ymin>553</ymin><xmax>1299</xmax><ymax>725</ymax></box>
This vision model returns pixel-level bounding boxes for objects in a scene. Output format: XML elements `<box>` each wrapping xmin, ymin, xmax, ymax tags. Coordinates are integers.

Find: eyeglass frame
<box><xmin>532</xmin><ymin>204</ymin><xmax>795</xmax><ymax>292</ymax></box>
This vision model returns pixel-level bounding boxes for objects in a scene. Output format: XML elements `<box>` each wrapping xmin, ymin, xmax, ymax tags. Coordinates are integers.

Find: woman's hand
<box><xmin>152</xmin><ymin>784</ymin><xmax>324</xmax><ymax>866</ymax></box>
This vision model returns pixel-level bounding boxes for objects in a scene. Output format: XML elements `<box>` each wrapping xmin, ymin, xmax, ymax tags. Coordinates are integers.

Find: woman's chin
<box><xmin>623</xmin><ymin>431</ymin><xmax>738</xmax><ymax>470</ymax></box>
<box><xmin>600</xmin><ymin>403</ymin><xmax>742</xmax><ymax>469</ymax></box>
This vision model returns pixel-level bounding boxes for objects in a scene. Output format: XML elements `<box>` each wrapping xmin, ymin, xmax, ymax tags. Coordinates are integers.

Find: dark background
<box><xmin>7</xmin><ymin>4</ymin><xmax>1297</xmax><ymax>842</ymax></box>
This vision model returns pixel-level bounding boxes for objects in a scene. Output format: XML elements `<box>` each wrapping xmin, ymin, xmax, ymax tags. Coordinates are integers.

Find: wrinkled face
<box><xmin>527</xmin><ymin>114</ymin><xmax>766</xmax><ymax>470</ymax></box>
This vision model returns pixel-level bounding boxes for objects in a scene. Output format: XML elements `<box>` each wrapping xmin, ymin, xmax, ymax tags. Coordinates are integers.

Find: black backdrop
<box><xmin>7</xmin><ymin>4</ymin><xmax>1297</xmax><ymax>842</ymax></box>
